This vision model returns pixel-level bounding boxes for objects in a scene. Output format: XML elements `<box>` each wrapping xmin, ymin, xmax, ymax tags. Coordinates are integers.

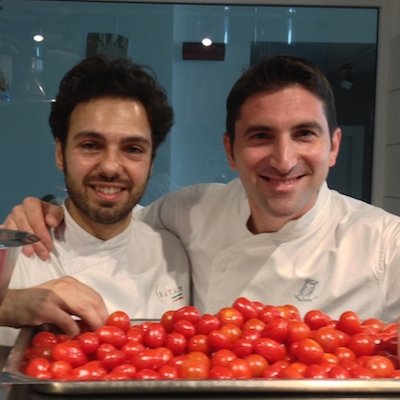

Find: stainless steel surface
<box><xmin>0</xmin><ymin>229</ymin><xmax>39</xmax><ymax>302</ymax></box>
<box><xmin>3</xmin><ymin>327</ymin><xmax>400</xmax><ymax>396</ymax></box>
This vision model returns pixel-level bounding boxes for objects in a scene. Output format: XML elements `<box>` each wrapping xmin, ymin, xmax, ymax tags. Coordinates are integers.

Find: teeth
<box><xmin>95</xmin><ymin>186</ymin><xmax>121</xmax><ymax>195</ymax></box>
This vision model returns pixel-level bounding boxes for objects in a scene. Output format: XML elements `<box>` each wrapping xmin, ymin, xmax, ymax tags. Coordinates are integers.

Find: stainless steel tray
<box><xmin>2</xmin><ymin>326</ymin><xmax>400</xmax><ymax>395</ymax></box>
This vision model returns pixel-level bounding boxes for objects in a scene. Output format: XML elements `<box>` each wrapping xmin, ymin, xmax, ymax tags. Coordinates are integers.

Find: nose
<box><xmin>269</xmin><ymin>138</ymin><xmax>297</xmax><ymax>174</ymax></box>
<box><xmin>97</xmin><ymin>149</ymin><xmax>123</xmax><ymax>178</ymax></box>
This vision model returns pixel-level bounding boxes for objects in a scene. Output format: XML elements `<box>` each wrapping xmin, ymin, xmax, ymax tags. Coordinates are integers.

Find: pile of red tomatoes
<box><xmin>21</xmin><ymin>297</ymin><xmax>400</xmax><ymax>381</ymax></box>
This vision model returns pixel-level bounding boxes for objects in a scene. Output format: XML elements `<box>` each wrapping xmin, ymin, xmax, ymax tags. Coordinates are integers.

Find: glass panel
<box><xmin>0</xmin><ymin>1</ymin><xmax>378</xmax><ymax>220</ymax></box>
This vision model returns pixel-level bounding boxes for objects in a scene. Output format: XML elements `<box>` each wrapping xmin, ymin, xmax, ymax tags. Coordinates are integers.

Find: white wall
<box><xmin>383</xmin><ymin>0</ymin><xmax>400</xmax><ymax>215</ymax></box>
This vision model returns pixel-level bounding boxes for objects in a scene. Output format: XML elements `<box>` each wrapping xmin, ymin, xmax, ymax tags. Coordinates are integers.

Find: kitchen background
<box><xmin>0</xmin><ymin>0</ymin><xmax>399</xmax><ymax>221</ymax></box>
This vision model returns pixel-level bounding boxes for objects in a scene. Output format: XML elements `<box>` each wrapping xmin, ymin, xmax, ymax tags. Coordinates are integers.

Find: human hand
<box><xmin>0</xmin><ymin>276</ymin><xmax>108</xmax><ymax>337</ymax></box>
<box><xmin>0</xmin><ymin>197</ymin><xmax>64</xmax><ymax>261</ymax></box>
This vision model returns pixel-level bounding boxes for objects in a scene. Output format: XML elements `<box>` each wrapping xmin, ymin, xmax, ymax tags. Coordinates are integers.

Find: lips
<box><xmin>94</xmin><ymin>186</ymin><xmax>123</xmax><ymax>195</ymax></box>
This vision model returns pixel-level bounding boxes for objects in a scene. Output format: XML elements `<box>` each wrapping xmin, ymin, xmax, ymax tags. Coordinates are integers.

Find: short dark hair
<box><xmin>49</xmin><ymin>56</ymin><xmax>173</xmax><ymax>158</ymax></box>
<box><xmin>226</xmin><ymin>55</ymin><xmax>338</xmax><ymax>142</ymax></box>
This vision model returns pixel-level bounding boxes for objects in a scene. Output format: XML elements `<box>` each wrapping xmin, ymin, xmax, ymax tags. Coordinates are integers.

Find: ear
<box><xmin>223</xmin><ymin>133</ymin><xmax>236</xmax><ymax>170</ymax></box>
<box><xmin>329</xmin><ymin>128</ymin><xmax>342</xmax><ymax>167</ymax></box>
<box><xmin>55</xmin><ymin>139</ymin><xmax>64</xmax><ymax>171</ymax></box>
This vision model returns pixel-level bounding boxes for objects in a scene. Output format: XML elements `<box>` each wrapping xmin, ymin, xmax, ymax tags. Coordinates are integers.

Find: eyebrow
<box><xmin>72</xmin><ymin>131</ymin><xmax>152</xmax><ymax>146</ymax></box>
<box><xmin>244</xmin><ymin>121</ymin><xmax>325</xmax><ymax>135</ymax></box>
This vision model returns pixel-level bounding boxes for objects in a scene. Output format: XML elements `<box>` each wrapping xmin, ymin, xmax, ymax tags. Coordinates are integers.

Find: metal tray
<box><xmin>2</xmin><ymin>326</ymin><xmax>400</xmax><ymax>395</ymax></box>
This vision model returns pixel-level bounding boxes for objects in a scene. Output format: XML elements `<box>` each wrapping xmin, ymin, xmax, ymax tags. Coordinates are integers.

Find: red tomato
<box><xmin>101</xmin><ymin>349</ymin><xmax>127</xmax><ymax>371</ymax></box>
<box><xmin>134</xmin><ymin>368</ymin><xmax>160</xmax><ymax>380</ymax></box>
<box><xmin>304</xmin><ymin>364</ymin><xmax>328</xmax><ymax>379</ymax></box>
<box><xmin>164</xmin><ymin>332</ymin><xmax>187</xmax><ymax>355</ymax></box>
<box><xmin>160</xmin><ymin>310</ymin><xmax>175</xmax><ymax>333</ymax></box>
<box><xmin>231</xmin><ymin>338</ymin><xmax>254</xmax><ymax>358</ymax></box>
<box><xmin>363</xmin><ymin>355</ymin><xmax>395</xmax><ymax>378</ymax></box>
<box><xmin>121</xmin><ymin>340</ymin><xmax>145</xmax><ymax>360</ymax></box>
<box><xmin>220</xmin><ymin>323</ymin><xmax>242</xmax><ymax>342</ymax></box>
<box><xmin>293</xmin><ymin>338</ymin><xmax>324</xmax><ymax>365</ymax></box>
<box><xmin>209</xmin><ymin>365</ymin><xmax>234</xmax><ymax>379</ymax></box>
<box><xmin>133</xmin><ymin>348</ymin><xmax>167</xmax><ymax>370</ymax></box>
<box><xmin>262</xmin><ymin>360</ymin><xmax>290</xmax><ymax>378</ymax></box>
<box><xmin>243</xmin><ymin>318</ymin><xmax>266</xmax><ymax>333</ymax></box>
<box><xmin>243</xmin><ymin>354</ymin><xmax>268</xmax><ymax>377</ymax></box>
<box><xmin>207</xmin><ymin>329</ymin><xmax>232</xmax><ymax>351</ymax></box>
<box><xmin>95</xmin><ymin>325</ymin><xmax>128</xmax><ymax>349</ymax></box>
<box><xmin>336</xmin><ymin>311</ymin><xmax>362</xmax><ymax>335</ymax></box>
<box><xmin>172</xmin><ymin>306</ymin><xmax>201</xmax><ymax>325</ymax></box>
<box><xmin>195</xmin><ymin>314</ymin><xmax>221</xmax><ymax>335</ymax></box>
<box><xmin>105</xmin><ymin>311</ymin><xmax>131</xmax><ymax>333</ymax></box>
<box><xmin>187</xmin><ymin>334</ymin><xmax>210</xmax><ymax>354</ymax></box>
<box><xmin>258</xmin><ymin>305</ymin><xmax>281</xmax><ymax>323</ymax></box>
<box><xmin>126</xmin><ymin>325</ymin><xmax>144</xmax><ymax>343</ymax></box>
<box><xmin>262</xmin><ymin>318</ymin><xmax>289</xmax><ymax>342</ymax></box>
<box><xmin>32</xmin><ymin>331</ymin><xmax>58</xmax><ymax>348</ymax></box>
<box><xmin>110</xmin><ymin>363</ymin><xmax>137</xmax><ymax>379</ymax></box>
<box><xmin>172</xmin><ymin>319</ymin><xmax>196</xmax><ymax>339</ymax></box>
<box><xmin>217</xmin><ymin>307</ymin><xmax>244</xmax><ymax>327</ymax></box>
<box><xmin>78</xmin><ymin>332</ymin><xmax>100</xmax><ymax>355</ymax></box>
<box><xmin>313</xmin><ymin>327</ymin><xmax>342</xmax><ymax>353</ymax></box>
<box><xmin>95</xmin><ymin>343</ymin><xmax>116</xmax><ymax>361</ymax></box>
<box><xmin>286</xmin><ymin>321</ymin><xmax>311</xmax><ymax>344</ymax></box>
<box><xmin>228</xmin><ymin>358</ymin><xmax>252</xmax><ymax>379</ymax></box>
<box><xmin>211</xmin><ymin>349</ymin><xmax>237</xmax><ymax>368</ymax></box>
<box><xmin>143</xmin><ymin>322</ymin><xmax>166</xmax><ymax>348</ymax></box>
<box><xmin>253</xmin><ymin>337</ymin><xmax>287</xmax><ymax>364</ymax></box>
<box><xmin>277</xmin><ymin>304</ymin><xmax>301</xmax><ymax>321</ymax></box>
<box><xmin>278</xmin><ymin>364</ymin><xmax>304</xmax><ymax>379</ymax></box>
<box><xmin>304</xmin><ymin>309</ymin><xmax>331</xmax><ymax>330</ymax></box>
<box><xmin>347</xmin><ymin>333</ymin><xmax>376</xmax><ymax>356</ymax></box>
<box><xmin>349</xmin><ymin>365</ymin><xmax>375</xmax><ymax>379</ymax></box>
<box><xmin>50</xmin><ymin>360</ymin><xmax>73</xmax><ymax>380</ymax></box>
<box><xmin>179</xmin><ymin>354</ymin><xmax>209</xmax><ymax>379</ymax></box>
<box><xmin>69</xmin><ymin>360</ymin><xmax>107</xmax><ymax>381</ymax></box>
<box><xmin>361</xmin><ymin>318</ymin><xmax>385</xmax><ymax>334</ymax></box>
<box><xmin>158</xmin><ymin>364</ymin><xmax>179</xmax><ymax>379</ymax></box>
<box><xmin>25</xmin><ymin>357</ymin><xmax>52</xmax><ymax>379</ymax></box>
<box><xmin>52</xmin><ymin>340</ymin><xmax>88</xmax><ymax>368</ymax></box>
<box><xmin>327</xmin><ymin>365</ymin><xmax>351</xmax><ymax>379</ymax></box>
<box><xmin>232</xmin><ymin>297</ymin><xmax>258</xmax><ymax>320</ymax></box>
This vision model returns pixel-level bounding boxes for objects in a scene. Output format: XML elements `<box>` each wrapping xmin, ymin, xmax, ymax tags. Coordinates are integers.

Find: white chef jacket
<box><xmin>138</xmin><ymin>179</ymin><xmax>400</xmax><ymax>323</ymax></box>
<box><xmin>0</xmin><ymin>205</ymin><xmax>190</xmax><ymax>345</ymax></box>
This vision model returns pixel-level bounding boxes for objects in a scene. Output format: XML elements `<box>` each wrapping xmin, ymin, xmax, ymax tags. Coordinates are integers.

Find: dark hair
<box><xmin>226</xmin><ymin>55</ymin><xmax>338</xmax><ymax>142</ymax></box>
<box><xmin>49</xmin><ymin>56</ymin><xmax>173</xmax><ymax>158</ymax></box>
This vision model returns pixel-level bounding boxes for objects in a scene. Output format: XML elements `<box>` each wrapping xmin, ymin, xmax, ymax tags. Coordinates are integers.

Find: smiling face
<box><xmin>56</xmin><ymin>96</ymin><xmax>153</xmax><ymax>239</ymax></box>
<box><xmin>224</xmin><ymin>86</ymin><xmax>341</xmax><ymax>233</ymax></box>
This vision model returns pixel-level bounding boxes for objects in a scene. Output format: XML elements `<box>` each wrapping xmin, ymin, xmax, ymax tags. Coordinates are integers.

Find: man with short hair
<box><xmin>0</xmin><ymin>56</ymin><xmax>190</xmax><ymax>345</ymax></box>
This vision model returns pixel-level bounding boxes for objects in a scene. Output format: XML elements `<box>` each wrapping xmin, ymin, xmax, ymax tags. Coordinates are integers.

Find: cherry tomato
<box><xmin>160</xmin><ymin>310</ymin><xmax>175</xmax><ymax>333</ymax></box>
<box><xmin>101</xmin><ymin>349</ymin><xmax>127</xmax><ymax>371</ymax></box>
<box><xmin>336</xmin><ymin>311</ymin><xmax>362</xmax><ymax>335</ymax></box>
<box><xmin>69</xmin><ymin>360</ymin><xmax>107</xmax><ymax>381</ymax></box>
<box><xmin>327</xmin><ymin>365</ymin><xmax>351</xmax><ymax>379</ymax></box>
<box><xmin>304</xmin><ymin>364</ymin><xmax>328</xmax><ymax>379</ymax></box>
<box><xmin>286</xmin><ymin>321</ymin><xmax>311</xmax><ymax>344</ymax></box>
<box><xmin>134</xmin><ymin>368</ymin><xmax>160</xmax><ymax>380</ymax></box>
<box><xmin>126</xmin><ymin>325</ymin><xmax>144</xmax><ymax>342</ymax></box>
<box><xmin>25</xmin><ymin>357</ymin><xmax>52</xmax><ymax>379</ymax></box>
<box><xmin>32</xmin><ymin>331</ymin><xmax>58</xmax><ymax>348</ymax></box>
<box><xmin>179</xmin><ymin>356</ymin><xmax>209</xmax><ymax>379</ymax></box>
<box><xmin>363</xmin><ymin>355</ymin><xmax>395</xmax><ymax>378</ymax></box>
<box><xmin>258</xmin><ymin>305</ymin><xmax>281</xmax><ymax>323</ymax></box>
<box><xmin>105</xmin><ymin>310</ymin><xmax>131</xmax><ymax>333</ymax></box>
<box><xmin>143</xmin><ymin>322</ymin><xmax>166</xmax><ymax>348</ymax></box>
<box><xmin>293</xmin><ymin>338</ymin><xmax>324</xmax><ymax>365</ymax></box>
<box><xmin>207</xmin><ymin>329</ymin><xmax>232</xmax><ymax>351</ymax></box>
<box><xmin>232</xmin><ymin>297</ymin><xmax>258</xmax><ymax>320</ymax></box>
<box><xmin>187</xmin><ymin>334</ymin><xmax>210</xmax><ymax>354</ymax></box>
<box><xmin>121</xmin><ymin>340</ymin><xmax>145</xmax><ymax>360</ymax></box>
<box><xmin>313</xmin><ymin>327</ymin><xmax>342</xmax><ymax>353</ymax></box>
<box><xmin>110</xmin><ymin>363</ymin><xmax>137</xmax><ymax>378</ymax></box>
<box><xmin>164</xmin><ymin>332</ymin><xmax>187</xmax><ymax>355</ymax></box>
<box><xmin>220</xmin><ymin>323</ymin><xmax>242</xmax><ymax>342</ymax></box>
<box><xmin>262</xmin><ymin>318</ymin><xmax>289</xmax><ymax>342</ymax></box>
<box><xmin>78</xmin><ymin>332</ymin><xmax>100</xmax><ymax>355</ymax></box>
<box><xmin>228</xmin><ymin>358</ymin><xmax>252</xmax><ymax>379</ymax></box>
<box><xmin>347</xmin><ymin>332</ymin><xmax>376</xmax><ymax>356</ymax></box>
<box><xmin>52</xmin><ymin>340</ymin><xmax>88</xmax><ymax>368</ymax></box>
<box><xmin>243</xmin><ymin>354</ymin><xmax>268</xmax><ymax>377</ymax></box>
<box><xmin>172</xmin><ymin>306</ymin><xmax>201</xmax><ymax>325</ymax></box>
<box><xmin>304</xmin><ymin>309</ymin><xmax>331</xmax><ymax>330</ymax></box>
<box><xmin>50</xmin><ymin>360</ymin><xmax>73</xmax><ymax>380</ymax></box>
<box><xmin>158</xmin><ymin>364</ymin><xmax>179</xmax><ymax>379</ymax></box>
<box><xmin>172</xmin><ymin>319</ymin><xmax>196</xmax><ymax>339</ymax></box>
<box><xmin>209</xmin><ymin>365</ymin><xmax>234</xmax><ymax>379</ymax></box>
<box><xmin>211</xmin><ymin>349</ymin><xmax>237</xmax><ymax>368</ymax></box>
<box><xmin>253</xmin><ymin>337</ymin><xmax>287</xmax><ymax>364</ymax></box>
<box><xmin>95</xmin><ymin>325</ymin><xmax>128</xmax><ymax>349</ymax></box>
<box><xmin>231</xmin><ymin>337</ymin><xmax>253</xmax><ymax>358</ymax></box>
<box><xmin>217</xmin><ymin>307</ymin><xmax>244</xmax><ymax>327</ymax></box>
<box><xmin>195</xmin><ymin>314</ymin><xmax>221</xmax><ymax>335</ymax></box>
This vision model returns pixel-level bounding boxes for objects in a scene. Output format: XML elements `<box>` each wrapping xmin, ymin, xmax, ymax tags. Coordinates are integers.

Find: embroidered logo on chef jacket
<box><xmin>295</xmin><ymin>279</ymin><xmax>319</xmax><ymax>302</ymax></box>
<box><xmin>155</xmin><ymin>283</ymin><xmax>184</xmax><ymax>304</ymax></box>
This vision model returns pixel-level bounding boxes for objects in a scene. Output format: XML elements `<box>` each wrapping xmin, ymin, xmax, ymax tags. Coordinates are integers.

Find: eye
<box><xmin>126</xmin><ymin>145</ymin><xmax>144</xmax><ymax>154</ymax></box>
<box><xmin>249</xmin><ymin>132</ymin><xmax>271</xmax><ymax>141</ymax></box>
<box><xmin>80</xmin><ymin>141</ymin><xmax>100</xmax><ymax>151</ymax></box>
<box><xmin>296</xmin><ymin>129</ymin><xmax>316</xmax><ymax>139</ymax></box>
